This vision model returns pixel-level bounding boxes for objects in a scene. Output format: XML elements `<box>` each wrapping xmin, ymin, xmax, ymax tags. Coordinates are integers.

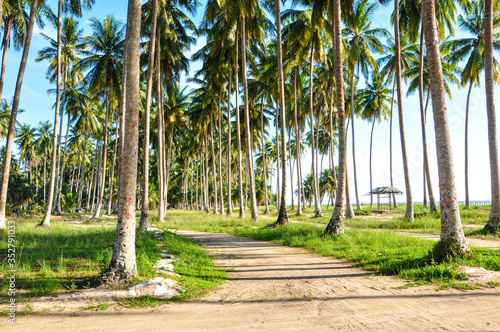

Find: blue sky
<box><xmin>2</xmin><ymin>0</ymin><xmax>500</xmax><ymax>205</ymax></box>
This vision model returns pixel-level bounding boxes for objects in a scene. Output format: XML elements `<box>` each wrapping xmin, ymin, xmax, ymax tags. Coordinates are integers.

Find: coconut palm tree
<box><xmin>79</xmin><ymin>15</ymin><xmax>124</xmax><ymax>221</ymax></box>
<box><xmin>357</xmin><ymin>72</ymin><xmax>391</xmax><ymax>207</ymax></box>
<box><xmin>15</xmin><ymin>123</ymin><xmax>36</xmax><ymax>181</ymax></box>
<box><xmin>422</xmin><ymin>0</ymin><xmax>469</xmax><ymax>257</ymax></box>
<box><xmin>101</xmin><ymin>0</ymin><xmax>141</xmax><ymax>284</ymax></box>
<box><xmin>0</xmin><ymin>0</ymin><xmax>40</xmax><ymax>230</ymax></box>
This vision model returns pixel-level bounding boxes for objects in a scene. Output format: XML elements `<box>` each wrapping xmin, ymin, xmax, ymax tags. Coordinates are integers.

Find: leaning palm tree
<box><xmin>80</xmin><ymin>15</ymin><xmax>125</xmax><ymax>221</ymax></box>
<box><xmin>0</xmin><ymin>0</ymin><xmax>40</xmax><ymax>230</ymax></box>
<box><xmin>422</xmin><ymin>0</ymin><xmax>469</xmax><ymax>257</ymax></box>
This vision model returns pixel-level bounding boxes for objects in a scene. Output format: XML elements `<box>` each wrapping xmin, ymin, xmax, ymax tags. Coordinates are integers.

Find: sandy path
<box><xmin>5</xmin><ymin>230</ymin><xmax>500</xmax><ymax>331</ymax></box>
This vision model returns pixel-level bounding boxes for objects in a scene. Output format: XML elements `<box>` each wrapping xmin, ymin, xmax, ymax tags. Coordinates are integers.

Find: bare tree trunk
<box><xmin>139</xmin><ymin>0</ymin><xmax>157</xmax><ymax>229</ymax></box>
<box><xmin>464</xmin><ymin>81</ymin><xmax>472</xmax><ymax>209</ymax></box>
<box><xmin>349</xmin><ymin>73</ymin><xmax>362</xmax><ymax>211</ymax></box>
<box><xmin>101</xmin><ymin>0</ymin><xmax>141</xmax><ymax>283</ymax></box>
<box><xmin>422</xmin><ymin>0</ymin><xmax>469</xmax><ymax>255</ymax></box>
<box><xmin>324</xmin><ymin>0</ymin><xmax>346</xmax><ymax>234</ymax></box>
<box><xmin>106</xmin><ymin>120</ymin><xmax>119</xmax><ymax>215</ymax></box>
<box><xmin>204</xmin><ymin>136</ymin><xmax>210</xmax><ymax>212</ymax></box>
<box><xmin>209</xmin><ymin>109</ymin><xmax>218</xmax><ymax>214</ymax></box>
<box><xmin>369</xmin><ymin>118</ymin><xmax>375</xmax><ymax>207</ymax></box>
<box><xmin>156</xmin><ymin>35</ymin><xmax>165</xmax><ymax>222</ymax></box>
<box><xmin>54</xmin><ymin>67</ymin><xmax>68</xmax><ymax>215</ymax></box>
<box><xmin>261</xmin><ymin>96</ymin><xmax>269</xmax><ymax>214</ymax></box>
<box><xmin>227</xmin><ymin>77</ymin><xmax>233</xmax><ymax>215</ymax></box>
<box><xmin>241</xmin><ymin>17</ymin><xmax>258</xmax><ymax>220</ymax></box>
<box><xmin>217</xmin><ymin>94</ymin><xmax>225</xmax><ymax>215</ymax></box>
<box><xmin>394</xmin><ymin>0</ymin><xmax>414</xmax><ymax>221</ymax></box>
<box><xmin>39</xmin><ymin>0</ymin><xmax>62</xmax><ymax>227</ymax></box>
<box><xmin>43</xmin><ymin>158</ymin><xmax>47</xmax><ymax>203</ymax></box>
<box><xmin>76</xmin><ymin>133</ymin><xmax>88</xmax><ymax>212</ymax></box>
<box><xmin>235</xmin><ymin>31</ymin><xmax>245</xmax><ymax>218</ymax></box>
<box><xmin>309</xmin><ymin>44</ymin><xmax>322</xmax><ymax>218</ymax></box>
<box><xmin>483</xmin><ymin>0</ymin><xmax>500</xmax><ymax>231</ymax></box>
<box><xmin>288</xmin><ymin>131</ymin><xmax>294</xmax><ymax>210</ymax></box>
<box><xmin>275</xmin><ymin>0</ymin><xmax>288</xmax><ymax>225</ymax></box>
<box><xmin>389</xmin><ymin>80</ymin><xmax>397</xmax><ymax>207</ymax></box>
<box><xmin>293</xmin><ymin>67</ymin><xmax>303</xmax><ymax>216</ymax></box>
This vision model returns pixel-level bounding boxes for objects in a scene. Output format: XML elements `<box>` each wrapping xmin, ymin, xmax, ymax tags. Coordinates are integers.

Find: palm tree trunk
<box><xmin>276</xmin><ymin>109</ymin><xmax>280</xmax><ymax>208</ymax></box>
<box><xmin>275</xmin><ymin>0</ymin><xmax>288</xmax><ymax>225</ymax></box>
<box><xmin>156</xmin><ymin>35</ymin><xmax>165</xmax><ymax>222</ymax></box>
<box><xmin>369</xmin><ymin>118</ymin><xmax>375</xmax><ymax>207</ymax></box>
<box><xmin>227</xmin><ymin>77</ymin><xmax>233</xmax><ymax>215</ymax></box>
<box><xmin>389</xmin><ymin>79</ymin><xmax>398</xmax><ymax>208</ymax></box>
<box><xmin>288</xmin><ymin>130</ymin><xmax>294</xmax><ymax>210</ymax></box>
<box><xmin>164</xmin><ymin>125</ymin><xmax>174</xmax><ymax>210</ymax></box>
<box><xmin>106</xmin><ymin>121</ymin><xmax>119</xmax><ymax>215</ymax></box>
<box><xmin>418</xmin><ymin>29</ymin><xmax>437</xmax><ymax>212</ymax></box>
<box><xmin>86</xmin><ymin>142</ymin><xmax>97</xmax><ymax>211</ymax></box>
<box><xmin>464</xmin><ymin>81</ymin><xmax>472</xmax><ymax>209</ymax></box>
<box><xmin>101</xmin><ymin>0</ymin><xmax>141</xmax><ymax>283</ymax></box>
<box><xmin>235</xmin><ymin>30</ymin><xmax>245</xmax><ymax>218</ymax></box>
<box><xmin>349</xmin><ymin>72</ymin><xmax>362</xmax><ymax>211</ymax></box>
<box><xmin>204</xmin><ymin>135</ymin><xmax>210</xmax><ymax>212</ymax></box>
<box><xmin>394</xmin><ymin>0</ymin><xmax>414</xmax><ymax>221</ymax></box>
<box><xmin>43</xmin><ymin>158</ymin><xmax>47</xmax><ymax>203</ymax></box>
<box><xmin>294</xmin><ymin>66</ymin><xmax>302</xmax><ymax>216</ymax></box>
<box><xmin>209</xmin><ymin>109</ymin><xmax>219</xmax><ymax>214</ymax></box>
<box><xmin>261</xmin><ymin>96</ymin><xmax>269</xmax><ymax>214</ymax></box>
<box><xmin>241</xmin><ymin>17</ymin><xmax>258</xmax><ymax>220</ymax></box>
<box><xmin>324</xmin><ymin>0</ymin><xmax>346</xmax><ymax>234</ymax></box>
<box><xmin>56</xmin><ymin>95</ymin><xmax>71</xmax><ymax>215</ymax></box>
<box><xmin>92</xmin><ymin>142</ymin><xmax>102</xmax><ymax>212</ymax></box>
<box><xmin>483</xmin><ymin>0</ymin><xmax>500</xmax><ymax>231</ymax></box>
<box><xmin>39</xmin><ymin>0</ymin><xmax>63</xmax><ymax>227</ymax></box>
<box><xmin>329</xmin><ymin>86</ymin><xmax>337</xmax><ymax>188</ymax></box>
<box><xmin>422</xmin><ymin>0</ymin><xmax>469</xmax><ymax>255</ymax></box>
<box><xmin>0</xmin><ymin>19</ymin><xmax>12</xmax><ymax>100</ymax></box>
<box><xmin>76</xmin><ymin>133</ymin><xmax>88</xmax><ymax>212</ymax></box>
<box><xmin>139</xmin><ymin>0</ymin><xmax>157</xmax><ymax>229</ymax></box>
<box><xmin>54</xmin><ymin>66</ymin><xmax>68</xmax><ymax>215</ymax></box>
<box><xmin>309</xmin><ymin>43</ymin><xmax>322</xmax><ymax>218</ymax></box>
<box><xmin>217</xmin><ymin>94</ymin><xmax>225</xmax><ymax>215</ymax></box>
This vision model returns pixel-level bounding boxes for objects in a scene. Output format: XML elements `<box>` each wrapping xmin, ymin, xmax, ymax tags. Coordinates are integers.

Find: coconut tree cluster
<box><xmin>0</xmin><ymin>0</ymin><xmax>499</xmax><ymax>282</ymax></box>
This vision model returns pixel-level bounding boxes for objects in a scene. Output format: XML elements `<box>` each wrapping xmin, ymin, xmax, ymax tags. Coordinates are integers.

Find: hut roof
<box><xmin>366</xmin><ymin>186</ymin><xmax>403</xmax><ymax>195</ymax></box>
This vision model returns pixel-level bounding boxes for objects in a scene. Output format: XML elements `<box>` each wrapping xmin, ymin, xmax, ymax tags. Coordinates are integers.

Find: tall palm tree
<box><xmin>358</xmin><ymin>72</ymin><xmax>391</xmax><ymax>207</ymax></box>
<box><xmin>15</xmin><ymin>123</ymin><xmax>36</xmax><ymax>181</ymax></box>
<box><xmin>34</xmin><ymin>121</ymin><xmax>53</xmax><ymax>204</ymax></box>
<box><xmin>422</xmin><ymin>0</ymin><xmax>469</xmax><ymax>256</ymax></box>
<box><xmin>343</xmin><ymin>0</ymin><xmax>387</xmax><ymax>212</ymax></box>
<box><xmin>0</xmin><ymin>0</ymin><xmax>39</xmax><ymax>230</ymax></box>
<box><xmin>483</xmin><ymin>0</ymin><xmax>500</xmax><ymax>231</ymax></box>
<box><xmin>80</xmin><ymin>15</ymin><xmax>124</xmax><ymax>221</ymax></box>
<box><xmin>101</xmin><ymin>0</ymin><xmax>141</xmax><ymax>284</ymax></box>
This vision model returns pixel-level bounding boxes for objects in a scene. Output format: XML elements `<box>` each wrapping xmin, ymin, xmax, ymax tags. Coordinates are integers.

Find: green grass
<box><xmin>0</xmin><ymin>214</ymin><xmax>225</xmax><ymax>308</ymax></box>
<box><xmin>159</xmin><ymin>209</ymin><xmax>500</xmax><ymax>287</ymax></box>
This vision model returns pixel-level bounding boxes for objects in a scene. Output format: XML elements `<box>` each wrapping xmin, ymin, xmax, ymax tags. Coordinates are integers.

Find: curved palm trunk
<box><xmin>483</xmin><ymin>0</ymin><xmax>500</xmax><ymax>231</ymax></box>
<box><xmin>309</xmin><ymin>43</ymin><xmax>322</xmax><ymax>218</ymax></box>
<box><xmin>39</xmin><ymin>0</ymin><xmax>63</xmax><ymax>227</ymax></box>
<box><xmin>324</xmin><ymin>0</ymin><xmax>346</xmax><ymax>235</ymax></box>
<box><xmin>394</xmin><ymin>0</ymin><xmax>413</xmax><ymax>221</ymax></box>
<box><xmin>294</xmin><ymin>67</ymin><xmax>302</xmax><ymax>216</ymax></box>
<box><xmin>241</xmin><ymin>18</ymin><xmax>258</xmax><ymax>220</ymax></box>
<box><xmin>0</xmin><ymin>0</ymin><xmax>38</xmax><ymax>229</ymax></box>
<box><xmin>91</xmin><ymin>93</ymin><xmax>111</xmax><ymax>221</ymax></box>
<box><xmin>422</xmin><ymin>0</ymin><xmax>469</xmax><ymax>255</ymax></box>
<box><xmin>0</xmin><ymin>19</ymin><xmax>12</xmax><ymax>99</ymax></box>
<box><xmin>464</xmin><ymin>81</ymin><xmax>473</xmax><ymax>209</ymax></box>
<box><xmin>275</xmin><ymin>0</ymin><xmax>288</xmax><ymax>226</ymax></box>
<box><xmin>139</xmin><ymin>0</ymin><xmax>157</xmax><ymax>230</ymax></box>
<box><xmin>227</xmin><ymin>77</ymin><xmax>233</xmax><ymax>215</ymax></box>
<box><xmin>235</xmin><ymin>31</ymin><xmax>245</xmax><ymax>219</ymax></box>
<box><xmin>101</xmin><ymin>0</ymin><xmax>141</xmax><ymax>283</ymax></box>
<box><xmin>329</xmin><ymin>86</ymin><xmax>337</xmax><ymax>191</ymax></box>
<box><xmin>418</xmin><ymin>30</ymin><xmax>437</xmax><ymax>212</ymax></box>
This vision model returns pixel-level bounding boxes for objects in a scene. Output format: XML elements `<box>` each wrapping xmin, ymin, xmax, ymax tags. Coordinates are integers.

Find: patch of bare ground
<box><xmin>5</xmin><ymin>230</ymin><xmax>500</xmax><ymax>331</ymax></box>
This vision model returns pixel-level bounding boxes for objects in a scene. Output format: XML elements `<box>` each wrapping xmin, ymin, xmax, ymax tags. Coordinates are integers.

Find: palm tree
<box><xmin>0</xmin><ymin>0</ymin><xmax>39</xmax><ymax>230</ymax></box>
<box><xmin>101</xmin><ymin>0</ymin><xmax>141</xmax><ymax>284</ymax></box>
<box><xmin>422</xmin><ymin>0</ymin><xmax>469</xmax><ymax>257</ymax></box>
<box><xmin>358</xmin><ymin>72</ymin><xmax>391</xmax><ymax>207</ymax></box>
<box><xmin>483</xmin><ymin>0</ymin><xmax>500</xmax><ymax>231</ymax></box>
<box><xmin>343</xmin><ymin>0</ymin><xmax>387</xmax><ymax>212</ymax></box>
<box><xmin>15</xmin><ymin>123</ymin><xmax>36</xmax><ymax>181</ymax></box>
<box><xmin>79</xmin><ymin>15</ymin><xmax>124</xmax><ymax>221</ymax></box>
<box><xmin>34</xmin><ymin>121</ymin><xmax>53</xmax><ymax>204</ymax></box>
<box><xmin>324</xmin><ymin>0</ymin><xmax>347</xmax><ymax>235</ymax></box>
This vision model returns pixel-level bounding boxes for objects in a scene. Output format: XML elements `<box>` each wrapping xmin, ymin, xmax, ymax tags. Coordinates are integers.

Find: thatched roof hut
<box><xmin>366</xmin><ymin>186</ymin><xmax>403</xmax><ymax>210</ymax></box>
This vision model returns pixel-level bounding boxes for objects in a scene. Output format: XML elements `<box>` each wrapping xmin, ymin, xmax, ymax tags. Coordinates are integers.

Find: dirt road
<box><xmin>5</xmin><ymin>230</ymin><xmax>500</xmax><ymax>331</ymax></box>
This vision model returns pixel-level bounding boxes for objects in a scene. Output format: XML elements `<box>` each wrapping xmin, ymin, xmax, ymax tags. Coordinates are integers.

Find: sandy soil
<box><xmin>4</xmin><ymin>230</ymin><xmax>500</xmax><ymax>331</ymax></box>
